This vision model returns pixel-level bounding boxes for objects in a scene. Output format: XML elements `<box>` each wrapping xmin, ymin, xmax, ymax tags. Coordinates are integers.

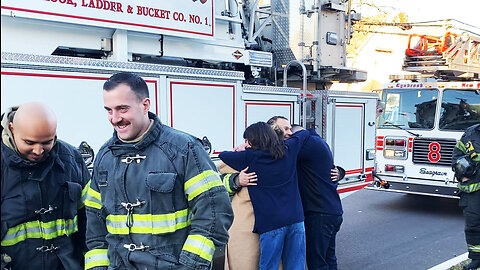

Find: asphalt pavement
<box><xmin>336</xmin><ymin>189</ymin><xmax>466</xmax><ymax>270</ymax></box>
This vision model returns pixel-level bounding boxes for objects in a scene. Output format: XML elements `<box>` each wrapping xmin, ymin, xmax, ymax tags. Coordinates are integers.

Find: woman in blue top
<box><xmin>219</xmin><ymin>121</ymin><xmax>308</xmax><ymax>270</ymax></box>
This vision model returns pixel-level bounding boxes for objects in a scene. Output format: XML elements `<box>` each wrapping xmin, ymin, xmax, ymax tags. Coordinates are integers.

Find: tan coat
<box><xmin>224</xmin><ymin>187</ymin><xmax>260</xmax><ymax>270</ymax></box>
<box><xmin>218</xmin><ymin>162</ymin><xmax>282</xmax><ymax>270</ymax></box>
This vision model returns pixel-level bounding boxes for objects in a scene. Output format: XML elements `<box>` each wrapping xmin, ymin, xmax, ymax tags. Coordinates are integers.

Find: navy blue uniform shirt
<box><xmin>297</xmin><ymin>129</ymin><xmax>343</xmax><ymax>216</ymax></box>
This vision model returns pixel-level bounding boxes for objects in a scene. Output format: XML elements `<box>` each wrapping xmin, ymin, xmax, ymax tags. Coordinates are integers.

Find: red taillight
<box><xmin>395</xmin><ymin>139</ymin><xmax>405</xmax><ymax>146</ymax></box>
<box><xmin>385</xmin><ymin>165</ymin><xmax>395</xmax><ymax>171</ymax></box>
<box><xmin>385</xmin><ymin>164</ymin><xmax>405</xmax><ymax>172</ymax></box>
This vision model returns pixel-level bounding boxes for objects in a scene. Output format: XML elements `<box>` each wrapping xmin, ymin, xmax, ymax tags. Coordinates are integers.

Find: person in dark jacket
<box><xmin>1</xmin><ymin>103</ymin><xmax>90</xmax><ymax>270</ymax></box>
<box><xmin>84</xmin><ymin>72</ymin><xmax>233</xmax><ymax>270</ymax></box>
<box><xmin>220</xmin><ymin>122</ymin><xmax>309</xmax><ymax>270</ymax></box>
<box><xmin>452</xmin><ymin>123</ymin><xmax>480</xmax><ymax>270</ymax></box>
<box><xmin>291</xmin><ymin>124</ymin><xmax>344</xmax><ymax>270</ymax></box>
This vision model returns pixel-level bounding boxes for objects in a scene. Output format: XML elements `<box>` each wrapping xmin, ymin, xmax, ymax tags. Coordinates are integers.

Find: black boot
<box><xmin>465</xmin><ymin>259</ymin><xmax>480</xmax><ymax>270</ymax></box>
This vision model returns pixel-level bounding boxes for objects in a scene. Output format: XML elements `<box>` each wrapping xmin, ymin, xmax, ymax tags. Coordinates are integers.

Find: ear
<box><xmin>142</xmin><ymin>98</ymin><xmax>151</xmax><ymax>113</ymax></box>
<box><xmin>9</xmin><ymin>122</ymin><xmax>14</xmax><ymax>135</ymax></box>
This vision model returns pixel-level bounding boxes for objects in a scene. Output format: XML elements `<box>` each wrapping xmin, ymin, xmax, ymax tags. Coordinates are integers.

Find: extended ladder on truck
<box><xmin>403</xmin><ymin>31</ymin><xmax>480</xmax><ymax>79</ymax></box>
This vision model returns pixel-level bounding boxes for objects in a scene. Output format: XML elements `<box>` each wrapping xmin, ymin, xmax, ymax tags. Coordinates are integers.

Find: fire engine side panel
<box><xmin>166</xmin><ymin>78</ymin><xmax>236</xmax><ymax>154</ymax></box>
<box><xmin>0</xmin><ymin>68</ymin><xmax>158</xmax><ymax>153</ymax></box>
<box><xmin>323</xmin><ymin>92</ymin><xmax>378</xmax><ymax>198</ymax></box>
<box><xmin>330</xmin><ymin>104</ymin><xmax>365</xmax><ymax>176</ymax></box>
<box><xmin>241</xmin><ymin>91</ymin><xmax>300</xmax><ymax>127</ymax></box>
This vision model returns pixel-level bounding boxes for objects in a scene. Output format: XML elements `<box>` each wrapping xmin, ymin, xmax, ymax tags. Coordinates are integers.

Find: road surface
<box><xmin>337</xmin><ymin>189</ymin><xmax>466</xmax><ymax>270</ymax></box>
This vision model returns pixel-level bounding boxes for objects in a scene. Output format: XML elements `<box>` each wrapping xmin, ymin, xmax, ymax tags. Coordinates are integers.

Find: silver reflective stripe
<box><xmin>133</xmin><ymin>215</ymin><xmax>190</xmax><ymax>228</ymax></box>
<box><xmin>184</xmin><ymin>174</ymin><xmax>220</xmax><ymax>195</ymax></box>
<box><xmin>107</xmin><ymin>215</ymin><xmax>189</xmax><ymax>229</ymax></box>
<box><xmin>184</xmin><ymin>238</ymin><xmax>214</xmax><ymax>256</ymax></box>
<box><xmin>458</xmin><ymin>182</ymin><xmax>480</xmax><ymax>193</ymax></box>
<box><xmin>1</xmin><ymin>217</ymin><xmax>78</xmax><ymax>246</ymax></box>
<box><xmin>1</xmin><ymin>224</ymin><xmax>41</xmax><ymax>244</ymax></box>
<box><xmin>84</xmin><ymin>187</ymin><xmax>102</xmax><ymax>209</ymax></box>
<box><xmin>183</xmin><ymin>235</ymin><xmax>215</xmax><ymax>261</ymax></box>
<box><xmin>85</xmin><ymin>249</ymin><xmax>109</xmax><ymax>269</ymax></box>
<box><xmin>106</xmin><ymin>210</ymin><xmax>191</xmax><ymax>234</ymax></box>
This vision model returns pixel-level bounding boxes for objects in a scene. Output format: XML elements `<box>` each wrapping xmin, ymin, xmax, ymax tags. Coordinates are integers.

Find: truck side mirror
<box><xmin>377</xmin><ymin>101</ymin><xmax>386</xmax><ymax>114</ymax></box>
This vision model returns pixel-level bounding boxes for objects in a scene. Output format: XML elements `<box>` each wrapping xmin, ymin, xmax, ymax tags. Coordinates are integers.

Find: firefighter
<box><xmin>1</xmin><ymin>103</ymin><xmax>89</xmax><ymax>270</ymax></box>
<box><xmin>84</xmin><ymin>72</ymin><xmax>233</xmax><ymax>269</ymax></box>
<box><xmin>452</xmin><ymin>123</ymin><xmax>480</xmax><ymax>270</ymax></box>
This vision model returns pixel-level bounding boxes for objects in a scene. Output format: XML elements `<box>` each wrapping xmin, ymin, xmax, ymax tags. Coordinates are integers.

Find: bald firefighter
<box><xmin>1</xmin><ymin>103</ymin><xmax>90</xmax><ymax>270</ymax></box>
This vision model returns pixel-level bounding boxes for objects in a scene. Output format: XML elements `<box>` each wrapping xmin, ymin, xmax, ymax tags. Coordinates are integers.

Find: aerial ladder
<box><xmin>403</xmin><ymin>31</ymin><xmax>480</xmax><ymax>79</ymax></box>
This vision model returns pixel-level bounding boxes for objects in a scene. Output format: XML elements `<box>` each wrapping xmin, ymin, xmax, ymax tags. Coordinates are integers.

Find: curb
<box><xmin>428</xmin><ymin>252</ymin><xmax>469</xmax><ymax>270</ymax></box>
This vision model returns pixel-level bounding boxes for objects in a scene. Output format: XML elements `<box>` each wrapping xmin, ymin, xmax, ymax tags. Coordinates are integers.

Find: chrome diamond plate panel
<box><xmin>243</xmin><ymin>84</ymin><xmax>302</xmax><ymax>94</ymax></box>
<box><xmin>271</xmin><ymin>0</ymin><xmax>296</xmax><ymax>68</ymax></box>
<box><xmin>1</xmin><ymin>52</ymin><xmax>244</xmax><ymax>81</ymax></box>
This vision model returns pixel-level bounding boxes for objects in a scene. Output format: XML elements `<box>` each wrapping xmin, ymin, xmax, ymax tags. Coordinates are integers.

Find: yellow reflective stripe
<box><xmin>88</xmin><ymin>185</ymin><xmax>101</xmax><ymax>201</ymax></box>
<box><xmin>1</xmin><ymin>216</ymin><xmax>78</xmax><ymax>246</ymax></box>
<box><xmin>456</xmin><ymin>140</ymin><xmax>467</xmax><ymax>153</ymax></box>
<box><xmin>458</xmin><ymin>182</ymin><xmax>480</xmax><ymax>193</ymax></box>
<box><xmin>456</xmin><ymin>141</ymin><xmax>480</xmax><ymax>161</ymax></box>
<box><xmin>222</xmin><ymin>174</ymin><xmax>234</xmax><ymax>194</ymax></box>
<box><xmin>85</xmin><ymin>249</ymin><xmax>109</xmax><ymax>269</ymax></box>
<box><xmin>81</xmin><ymin>180</ymin><xmax>90</xmax><ymax>201</ymax></box>
<box><xmin>106</xmin><ymin>209</ymin><xmax>191</xmax><ymax>235</ymax></box>
<box><xmin>85</xmin><ymin>184</ymin><xmax>102</xmax><ymax>210</ymax></box>
<box><xmin>182</xmin><ymin>234</ymin><xmax>215</xmax><ymax>261</ymax></box>
<box><xmin>184</xmin><ymin>170</ymin><xmax>224</xmax><ymax>201</ymax></box>
<box><xmin>78</xmin><ymin>179</ymin><xmax>91</xmax><ymax>209</ymax></box>
<box><xmin>468</xmin><ymin>244</ymin><xmax>480</xmax><ymax>252</ymax></box>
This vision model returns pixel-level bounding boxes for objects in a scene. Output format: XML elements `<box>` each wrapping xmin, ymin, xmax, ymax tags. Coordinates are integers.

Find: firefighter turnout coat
<box><xmin>84</xmin><ymin>112</ymin><xmax>233</xmax><ymax>270</ymax></box>
<box><xmin>1</xmin><ymin>139</ymin><xmax>89</xmax><ymax>270</ymax></box>
<box><xmin>452</xmin><ymin>123</ymin><xmax>480</xmax><ymax>260</ymax></box>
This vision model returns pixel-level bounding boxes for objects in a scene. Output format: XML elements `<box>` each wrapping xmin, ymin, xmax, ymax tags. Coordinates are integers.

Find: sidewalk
<box><xmin>428</xmin><ymin>252</ymin><xmax>469</xmax><ymax>270</ymax></box>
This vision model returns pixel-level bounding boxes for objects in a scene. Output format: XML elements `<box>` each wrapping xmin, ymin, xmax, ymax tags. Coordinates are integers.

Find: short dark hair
<box><xmin>267</xmin><ymin>115</ymin><xmax>288</xmax><ymax>126</ymax></box>
<box><xmin>103</xmin><ymin>72</ymin><xmax>149</xmax><ymax>100</ymax></box>
<box><xmin>243</xmin><ymin>122</ymin><xmax>285</xmax><ymax>159</ymax></box>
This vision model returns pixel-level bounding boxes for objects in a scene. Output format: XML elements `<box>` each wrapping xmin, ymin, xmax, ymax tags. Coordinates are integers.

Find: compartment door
<box><xmin>329</xmin><ymin>103</ymin><xmax>365</xmax><ymax>180</ymax></box>
<box><xmin>167</xmin><ymin>79</ymin><xmax>236</xmax><ymax>155</ymax></box>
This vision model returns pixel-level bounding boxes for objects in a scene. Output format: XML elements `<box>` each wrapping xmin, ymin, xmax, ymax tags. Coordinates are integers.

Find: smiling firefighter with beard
<box><xmin>83</xmin><ymin>72</ymin><xmax>233</xmax><ymax>270</ymax></box>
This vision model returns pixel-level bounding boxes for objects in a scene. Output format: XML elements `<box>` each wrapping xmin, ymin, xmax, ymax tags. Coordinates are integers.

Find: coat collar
<box><xmin>2</xmin><ymin>141</ymin><xmax>66</xmax><ymax>181</ymax></box>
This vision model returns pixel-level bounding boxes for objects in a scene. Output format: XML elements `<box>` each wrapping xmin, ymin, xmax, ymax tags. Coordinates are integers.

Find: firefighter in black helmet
<box><xmin>452</xmin><ymin>123</ymin><xmax>480</xmax><ymax>270</ymax></box>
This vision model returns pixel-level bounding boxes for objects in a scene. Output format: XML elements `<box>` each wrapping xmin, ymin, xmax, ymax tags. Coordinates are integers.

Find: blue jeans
<box><xmin>305</xmin><ymin>213</ymin><xmax>343</xmax><ymax>270</ymax></box>
<box><xmin>259</xmin><ymin>221</ymin><xmax>306</xmax><ymax>270</ymax></box>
